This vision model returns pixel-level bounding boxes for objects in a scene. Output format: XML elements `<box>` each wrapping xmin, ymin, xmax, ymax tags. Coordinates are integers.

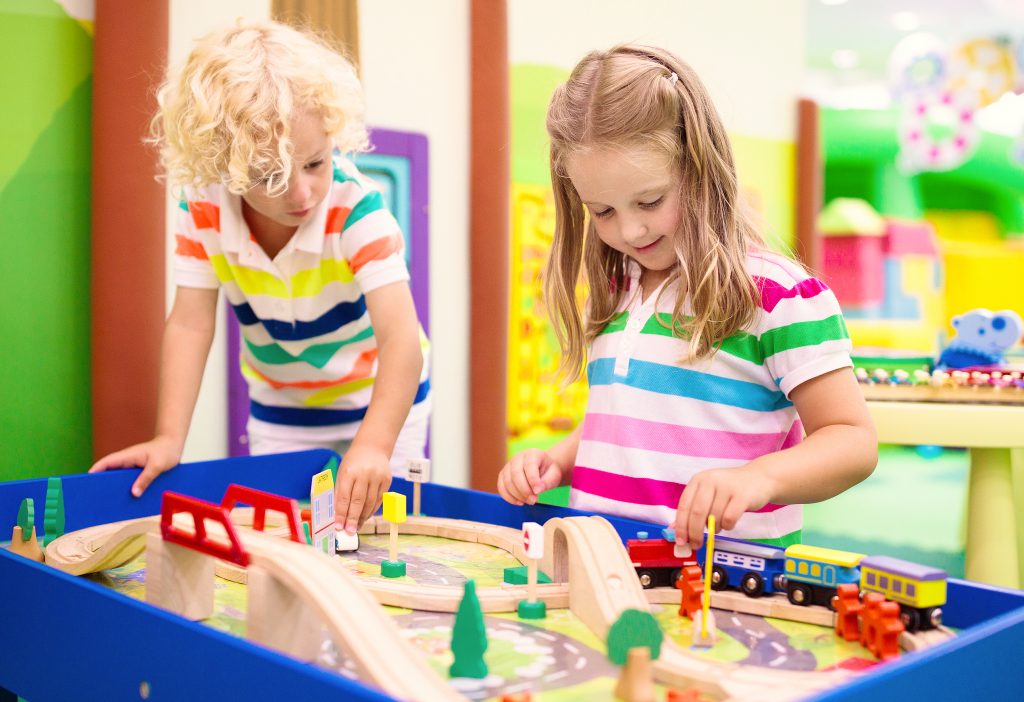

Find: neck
<box><xmin>241</xmin><ymin>199</ymin><xmax>298</xmax><ymax>258</ymax></box>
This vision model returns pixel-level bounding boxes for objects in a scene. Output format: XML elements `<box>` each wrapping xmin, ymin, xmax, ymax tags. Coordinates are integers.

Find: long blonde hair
<box><xmin>545</xmin><ymin>45</ymin><xmax>765</xmax><ymax>382</ymax></box>
<box><xmin>152</xmin><ymin>18</ymin><xmax>368</xmax><ymax>196</ymax></box>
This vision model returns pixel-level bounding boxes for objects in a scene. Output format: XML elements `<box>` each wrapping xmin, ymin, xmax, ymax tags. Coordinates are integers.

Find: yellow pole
<box><xmin>701</xmin><ymin>515</ymin><xmax>716</xmax><ymax>640</ymax></box>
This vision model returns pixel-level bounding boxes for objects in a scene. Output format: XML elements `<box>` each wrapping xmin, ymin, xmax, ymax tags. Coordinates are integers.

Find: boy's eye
<box><xmin>306</xmin><ymin>159</ymin><xmax>325</xmax><ymax>170</ymax></box>
<box><xmin>639</xmin><ymin>196</ymin><xmax>664</xmax><ymax>209</ymax></box>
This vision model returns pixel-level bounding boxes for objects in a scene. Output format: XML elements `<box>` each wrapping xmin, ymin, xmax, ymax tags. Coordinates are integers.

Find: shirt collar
<box><xmin>218</xmin><ymin>187</ymin><xmax>328</xmax><ymax>256</ymax></box>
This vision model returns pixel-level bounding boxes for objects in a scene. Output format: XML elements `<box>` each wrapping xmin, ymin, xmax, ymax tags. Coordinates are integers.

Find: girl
<box><xmin>89</xmin><ymin>19</ymin><xmax>430</xmax><ymax>535</ymax></box>
<box><xmin>497</xmin><ymin>45</ymin><xmax>876</xmax><ymax>549</ymax></box>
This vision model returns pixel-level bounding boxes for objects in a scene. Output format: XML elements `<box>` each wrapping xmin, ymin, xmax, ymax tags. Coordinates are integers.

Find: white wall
<box><xmin>169</xmin><ymin>0</ymin><xmax>273</xmax><ymax>464</ymax></box>
<box><xmin>169</xmin><ymin>0</ymin><xmax>473</xmax><ymax>490</ymax></box>
<box><xmin>509</xmin><ymin>0</ymin><xmax>805</xmax><ymax>140</ymax></box>
<box><xmin>359</xmin><ymin>0</ymin><xmax>470</xmax><ymax>489</ymax></box>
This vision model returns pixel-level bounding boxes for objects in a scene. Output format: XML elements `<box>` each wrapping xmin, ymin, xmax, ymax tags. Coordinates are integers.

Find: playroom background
<box><xmin>2</xmin><ymin>0</ymin><xmax>1022</xmax><ymax>585</ymax></box>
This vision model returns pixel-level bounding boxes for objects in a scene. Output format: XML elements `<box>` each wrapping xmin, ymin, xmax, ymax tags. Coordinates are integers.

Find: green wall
<box><xmin>0</xmin><ymin>1</ymin><xmax>93</xmax><ymax>480</ymax></box>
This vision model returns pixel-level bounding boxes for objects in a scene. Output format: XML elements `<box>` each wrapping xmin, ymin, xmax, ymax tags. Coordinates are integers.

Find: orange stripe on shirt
<box><xmin>249</xmin><ymin>349</ymin><xmax>379</xmax><ymax>390</ymax></box>
<box><xmin>189</xmin><ymin>201</ymin><xmax>220</xmax><ymax>231</ymax></box>
<box><xmin>325</xmin><ymin>206</ymin><xmax>352</xmax><ymax>234</ymax></box>
<box><xmin>174</xmin><ymin>234</ymin><xmax>209</xmax><ymax>260</ymax></box>
<box><xmin>349</xmin><ymin>234</ymin><xmax>403</xmax><ymax>274</ymax></box>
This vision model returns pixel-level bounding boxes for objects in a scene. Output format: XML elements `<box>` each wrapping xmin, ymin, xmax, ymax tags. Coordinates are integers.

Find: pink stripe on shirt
<box><xmin>572</xmin><ymin>465</ymin><xmax>787</xmax><ymax>513</ymax></box>
<box><xmin>582</xmin><ymin>412</ymin><xmax>793</xmax><ymax>461</ymax></box>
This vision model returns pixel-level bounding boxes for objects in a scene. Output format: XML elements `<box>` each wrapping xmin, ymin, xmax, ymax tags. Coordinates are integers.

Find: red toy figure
<box><xmin>500</xmin><ymin>693</ymin><xmax>532</xmax><ymax>702</ymax></box>
<box><xmin>859</xmin><ymin>593</ymin><xmax>886</xmax><ymax>652</ymax></box>
<box><xmin>676</xmin><ymin>565</ymin><xmax>704</xmax><ymax>619</ymax></box>
<box><xmin>871</xmin><ymin>601</ymin><xmax>905</xmax><ymax>661</ymax></box>
<box><xmin>832</xmin><ymin>583</ymin><xmax>863</xmax><ymax>642</ymax></box>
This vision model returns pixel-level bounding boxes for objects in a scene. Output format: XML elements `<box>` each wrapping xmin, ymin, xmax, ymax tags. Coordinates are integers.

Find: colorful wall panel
<box><xmin>0</xmin><ymin>1</ymin><xmax>94</xmax><ymax>480</ymax></box>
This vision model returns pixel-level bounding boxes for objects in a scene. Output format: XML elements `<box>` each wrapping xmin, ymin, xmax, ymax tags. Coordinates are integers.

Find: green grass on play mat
<box><xmin>511</xmin><ymin>433</ymin><xmax>967</xmax><ymax>579</ymax></box>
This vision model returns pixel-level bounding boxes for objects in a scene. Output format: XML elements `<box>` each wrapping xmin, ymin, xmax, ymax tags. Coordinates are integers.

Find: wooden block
<box><xmin>397</xmin><ymin>516</ymin><xmax>441</xmax><ymax>538</ymax></box>
<box><xmin>144</xmin><ymin>532</ymin><xmax>214</xmax><ymax>621</ymax></box>
<box><xmin>246</xmin><ymin>563</ymin><xmax>323</xmax><ymax>661</ymax></box>
<box><xmin>8</xmin><ymin>526</ymin><xmax>43</xmax><ymax>562</ymax></box>
<box><xmin>614</xmin><ymin>646</ymin><xmax>656</xmax><ymax>702</ymax></box>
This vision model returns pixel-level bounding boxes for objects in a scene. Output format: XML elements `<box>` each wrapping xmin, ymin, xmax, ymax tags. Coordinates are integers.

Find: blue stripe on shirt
<box><xmin>250</xmin><ymin>378</ymin><xmax>431</xmax><ymax>427</ymax></box>
<box><xmin>231</xmin><ymin>298</ymin><xmax>368</xmax><ymax>342</ymax></box>
<box><xmin>587</xmin><ymin>357</ymin><xmax>791</xmax><ymax>412</ymax></box>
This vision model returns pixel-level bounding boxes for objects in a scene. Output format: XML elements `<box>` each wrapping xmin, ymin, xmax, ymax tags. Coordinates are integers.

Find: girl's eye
<box><xmin>593</xmin><ymin>208</ymin><xmax>613</xmax><ymax>219</ymax></box>
<box><xmin>639</xmin><ymin>196</ymin><xmax>664</xmax><ymax>210</ymax></box>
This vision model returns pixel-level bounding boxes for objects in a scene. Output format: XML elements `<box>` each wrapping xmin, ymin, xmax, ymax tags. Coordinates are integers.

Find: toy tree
<box><xmin>43</xmin><ymin>477</ymin><xmax>65</xmax><ymax>546</ymax></box>
<box><xmin>607</xmin><ymin>609</ymin><xmax>663</xmax><ymax>666</ymax></box>
<box><xmin>449</xmin><ymin>579</ymin><xmax>488</xmax><ymax>678</ymax></box>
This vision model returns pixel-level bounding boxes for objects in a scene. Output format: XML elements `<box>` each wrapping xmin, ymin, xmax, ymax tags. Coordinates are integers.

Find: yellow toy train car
<box><xmin>859</xmin><ymin>555</ymin><xmax>947</xmax><ymax>632</ymax></box>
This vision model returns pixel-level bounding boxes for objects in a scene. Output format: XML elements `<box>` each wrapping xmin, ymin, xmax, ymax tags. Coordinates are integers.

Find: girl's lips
<box><xmin>635</xmin><ymin>237</ymin><xmax>663</xmax><ymax>253</ymax></box>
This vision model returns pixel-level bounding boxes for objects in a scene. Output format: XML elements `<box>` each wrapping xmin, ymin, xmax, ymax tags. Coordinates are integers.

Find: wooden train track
<box><xmin>42</xmin><ymin>512</ymin><xmax>958</xmax><ymax>702</ymax></box>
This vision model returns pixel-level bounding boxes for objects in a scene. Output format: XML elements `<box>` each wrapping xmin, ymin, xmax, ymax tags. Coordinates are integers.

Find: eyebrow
<box><xmin>582</xmin><ymin>184</ymin><xmax>671</xmax><ymax>207</ymax></box>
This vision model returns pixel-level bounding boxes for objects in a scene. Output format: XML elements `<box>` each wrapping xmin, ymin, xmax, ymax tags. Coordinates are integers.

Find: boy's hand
<box><xmin>674</xmin><ymin>464</ymin><xmax>774</xmax><ymax>550</ymax></box>
<box><xmin>335</xmin><ymin>445</ymin><xmax>392</xmax><ymax>535</ymax></box>
<box><xmin>88</xmin><ymin>435</ymin><xmax>183</xmax><ymax>497</ymax></box>
<box><xmin>497</xmin><ymin>449</ymin><xmax>564</xmax><ymax>506</ymax></box>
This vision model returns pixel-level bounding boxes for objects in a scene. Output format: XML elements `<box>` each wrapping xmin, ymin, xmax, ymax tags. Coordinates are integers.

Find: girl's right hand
<box><xmin>497</xmin><ymin>449</ymin><xmax>564</xmax><ymax>506</ymax></box>
<box><xmin>88</xmin><ymin>435</ymin><xmax>183</xmax><ymax>497</ymax></box>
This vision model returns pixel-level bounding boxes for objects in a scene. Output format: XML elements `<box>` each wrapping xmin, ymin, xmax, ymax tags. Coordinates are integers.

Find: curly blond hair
<box><xmin>545</xmin><ymin>45</ymin><xmax>767</xmax><ymax>381</ymax></box>
<box><xmin>152</xmin><ymin>18</ymin><xmax>368</xmax><ymax>196</ymax></box>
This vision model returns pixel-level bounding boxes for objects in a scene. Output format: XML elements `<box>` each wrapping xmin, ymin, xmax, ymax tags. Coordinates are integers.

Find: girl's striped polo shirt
<box><xmin>569</xmin><ymin>251</ymin><xmax>852</xmax><ymax>546</ymax></box>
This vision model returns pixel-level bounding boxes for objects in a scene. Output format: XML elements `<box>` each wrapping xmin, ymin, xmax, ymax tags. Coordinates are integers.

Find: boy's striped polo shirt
<box><xmin>569</xmin><ymin>251</ymin><xmax>852</xmax><ymax>546</ymax></box>
<box><xmin>172</xmin><ymin>154</ymin><xmax>430</xmax><ymax>441</ymax></box>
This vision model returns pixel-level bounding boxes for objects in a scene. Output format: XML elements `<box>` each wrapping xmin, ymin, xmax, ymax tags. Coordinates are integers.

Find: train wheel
<box><xmin>787</xmin><ymin>582</ymin><xmax>812</xmax><ymax>606</ymax></box>
<box><xmin>637</xmin><ymin>569</ymin><xmax>656</xmax><ymax>589</ymax></box>
<box><xmin>924</xmin><ymin>607</ymin><xmax>942</xmax><ymax>630</ymax></box>
<box><xmin>741</xmin><ymin>572</ymin><xmax>765</xmax><ymax>598</ymax></box>
<box><xmin>901</xmin><ymin>607</ymin><xmax>921</xmax><ymax>633</ymax></box>
<box><xmin>711</xmin><ymin>565</ymin><xmax>729</xmax><ymax>590</ymax></box>
<box><xmin>668</xmin><ymin>568</ymin><xmax>682</xmax><ymax>588</ymax></box>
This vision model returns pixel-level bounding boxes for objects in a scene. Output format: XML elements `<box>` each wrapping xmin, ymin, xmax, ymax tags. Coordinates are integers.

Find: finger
<box><xmin>687</xmin><ymin>487</ymin><xmax>714</xmax><ymax>550</ymax></box>
<box><xmin>334</xmin><ymin>472</ymin><xmax>355</xmax><ymax>529</ymax></box>
<box><xmin>131</xmin><ymin>462</ymin><xmax>163</xmax><ymax>498</ymax></box>
<box><xmin>708</xmin><ymin>491</ymin><xmax>731</xmax><ymax>533</ymax></box>
<box><xmin>359</xmin><ymin>477</ymin><xmax>383</xmax><ymax>527</ymax></box>
<box><xmin>497</xmin><ymin>469</ymin><xmax>524</xmax><ymax>506</ymax></box>
<box><xmin>343</xmin><ymin>481</ymin><xmax>368</xmax><ymax>535</ymax></box>
<box><xmin>720</xmin><ymin>494</ymin><xmax>746</xmax><ymax>532</ymax></box>
<box><xmin>539</xmin><ymin>461</ymin><xmax>563</xmax><ymax>492</ymax></box>
<box><xmin>89</xmin><ymin>450</ymin><xmax>139</xmax><ymax>474</ymax></box>
<box><xmin>522</xmin><ymin>454</ymin><xmax>546</xmax><ymax>495</ymax></box>
<box><xmin>509</xmin><ymin>459</ymin><xmax>536</xmax><ymax>505</ymax></box>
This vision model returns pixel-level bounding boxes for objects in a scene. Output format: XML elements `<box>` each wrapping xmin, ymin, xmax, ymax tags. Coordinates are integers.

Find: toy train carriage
<box><xmin>784</xmin><ymin>544</ymin><xmax>865</xmax><ymax>608</ymax></box>
<box><xmin>629</xmin><ymin>530</ymin><xmax>697</xmax><ymax>588</ymax></box>
<box><xmin>859</xmin><ymin>555</ymin><xmax>947</xmax><ymax>632</ymax></box>
<box><xmin>705</xmin><ymin>535</ymin><xmax>787</xmax><ymax>598</ymax></box>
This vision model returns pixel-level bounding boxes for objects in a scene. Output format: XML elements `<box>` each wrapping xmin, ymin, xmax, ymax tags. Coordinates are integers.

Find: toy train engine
<box><xmin>629</xmin><ymin>529</ymin><xmax>698</xmax><ymax>589</ymax></box>
<box><xmin>784</xmin><ymin>544</ymin><xmax>865</xmax><ymax>609</ymax></box>
<box><xmin>704</xmin><ymin>536</ymin><xmax>787</xmax><ymax>598</ymax></box>
<box><xmin>858</xmin><ymin>555</ymin><xmax>947</xmax><ymax>632</ymax></box>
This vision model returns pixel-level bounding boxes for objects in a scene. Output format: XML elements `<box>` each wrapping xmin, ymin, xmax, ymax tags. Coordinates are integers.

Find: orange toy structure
<box><xmin>869</xmin><ymin>601</ymin><xmax>906</xmax><ymax>661</ymax></box>
<box><xmin>859</xmin><ymin>593</ymin><xmax>885</xmax><ymax>652</ymax></box>
<box><xmin>676</xmin><ymin>565</ymin><xmax>704</xmax><ymax>619</ymax></box>
<box><xmin>832</xmin><ymin>583</ymin><xmax>863</xmax><ymax>642</ymax></box>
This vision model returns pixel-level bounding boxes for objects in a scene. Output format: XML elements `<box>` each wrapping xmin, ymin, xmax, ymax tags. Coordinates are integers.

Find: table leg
<box><xmin>966</xmin><ymin>448</ymin><xmax>1020</xmax><ymax>589</ymax></box>
<box><xmin>1013</xmin><ymin>448</ymin><xmax>1024</xmax><ymax>589</ymax></box>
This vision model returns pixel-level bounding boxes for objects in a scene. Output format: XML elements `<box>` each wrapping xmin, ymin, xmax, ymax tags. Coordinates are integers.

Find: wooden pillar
<box><xmin>469</xmin><ymin>0</ymin><xmax>509</xmax><ymax>491</ymax></box>
<box><xmin>272</xmin><ymin>0</ymin><xmax>360</xmax><ymax>66</ymax></box>
<box><xmin>90</xmin><ymin>1</ymin><xmax>168</xmax><ymax>458</ymax></box>
<box><xmin>795</xmin><ymin>98</ymin><xmax>822</xmax><ymax>274</ymax></box>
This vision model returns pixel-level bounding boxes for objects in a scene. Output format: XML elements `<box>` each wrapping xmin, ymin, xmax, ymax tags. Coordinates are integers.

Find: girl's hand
<box><xmin>674</xmin><ymin>464</ymin><xmax>775</xmax><ymax>550</ymax></box>
<box><xmin>88</xmin><ymin>435</ymin><xmax>183</xmax><ymax>497</ymax></box>
<box><xmin>497</xmin><ymin>449</ymin><xmax>564</xmax><ymax>506</ymax></box>
<box><xmin>335</xmin><ymin>445</ymin><xmax>392</xmax><ymax>535</ymax></box>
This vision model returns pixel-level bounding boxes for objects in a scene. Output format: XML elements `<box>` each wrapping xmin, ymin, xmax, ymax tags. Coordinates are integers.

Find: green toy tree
<box><xmin>449</xmin><ymin>579</ymin><xmax>488</xmax><ymax>679</ymax></box>
<box><xmin>43</xmin><ymin>477</ymin><xmax>65</xmax><ymax>547</ymax></box>
<box><xmin>606</xmin><ymin>609</ymin><xmax>663</xmax><ymax>666</ymax></box>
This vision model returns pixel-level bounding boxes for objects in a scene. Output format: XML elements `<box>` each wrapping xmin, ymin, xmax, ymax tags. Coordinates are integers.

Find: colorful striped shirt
<box><xmin>173</xmin><ymin>154</ymin><xmax>430</xmax><ymax>442</ymax></box>
<box><xmin>569</xmin><ymin>252</ymin><xmax>852</xmax><ymax>545</ymax></box>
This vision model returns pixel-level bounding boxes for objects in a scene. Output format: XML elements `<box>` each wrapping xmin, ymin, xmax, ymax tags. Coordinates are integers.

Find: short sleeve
<box><xmin>758</xmin><ymin>276</ymin><xmax>853</xmax><ymax>398</ymax></box>
<box><xmin>335</xmin><ymin>162</ymin><xmax>410</xmax><ymax>294</ymax></box>
<box><xmin>173</xmin><ymin>197</ymin><xmax>220</xmax><ymax>290</ymax></box>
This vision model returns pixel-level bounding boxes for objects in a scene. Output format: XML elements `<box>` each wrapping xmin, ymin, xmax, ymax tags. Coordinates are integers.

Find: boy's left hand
<box><xmin>674</xmin><ymin>464</ymin><xmax>774</xmax><ymax>550</ymax></box>
<box><xmin>335</xmin><ymin>445</ymin><xmax>392</xmax><ymax>535</ymax></box>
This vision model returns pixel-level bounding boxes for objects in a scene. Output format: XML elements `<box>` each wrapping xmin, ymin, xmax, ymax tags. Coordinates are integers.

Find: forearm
<box><xmin>749</xmin><ymin>422</ymin><xmax>877</xmax><ymax>505</ymax></box>
<box><xmin>548</xmin><ymin>426</ymin><xmax>582</xmax><ymax>486</ymax></box>
<box><xmin>350</xmin><ymin>333</ymin><xmax>423</xmax><ymax>456</ymax></box>
<box><xmin>152</xmin><ymin>316</ymin><xmax>216</xmax><ymax>451</ymax></box>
